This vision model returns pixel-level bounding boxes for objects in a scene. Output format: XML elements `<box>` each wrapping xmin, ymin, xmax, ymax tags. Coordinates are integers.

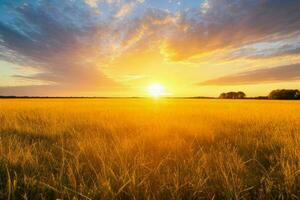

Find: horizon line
<box><xmin>0</xmin><ymin>95</ymin><xmax>270</xmax><ymax>99</ymax></box>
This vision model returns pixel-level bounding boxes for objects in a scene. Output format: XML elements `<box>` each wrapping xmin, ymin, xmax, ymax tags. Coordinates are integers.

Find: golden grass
<box><xmin>0</xmin><ymin>99</ymin><xmax>299</xmax><ymax>199</ymax></box>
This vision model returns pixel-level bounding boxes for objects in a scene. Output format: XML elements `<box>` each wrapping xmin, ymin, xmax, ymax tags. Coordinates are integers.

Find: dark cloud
<box><xmin>200</xmin><ymin>63</ymin><xmax>300</xmax><ymax>85</ymax></box>
<box><xmin>241</xmin><ymin>46</ymin><xmax>300</xmax><ymax>60</ymax></box>
<box><xmin>274</xmin><ymin>47</ymin><xmax>300</xmax><ymax>57</ymax></box>
<box><xmin>224</xmin><ymin>40</ymin><xmax>300</xmax><ymax>60</ymax></box>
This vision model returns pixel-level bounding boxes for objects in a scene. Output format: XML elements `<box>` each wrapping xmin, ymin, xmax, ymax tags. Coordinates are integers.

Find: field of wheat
<box><xmin>0</xmin><ymin>99</ymin><xmax>299</xmax><ymax>199</ymax></box>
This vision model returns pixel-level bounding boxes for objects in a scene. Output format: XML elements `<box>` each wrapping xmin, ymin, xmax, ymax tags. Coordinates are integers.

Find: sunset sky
<box><xmin>0</xmin><ymin>0</ymin><xmax>300</xmax><ymax>97</ymax></box>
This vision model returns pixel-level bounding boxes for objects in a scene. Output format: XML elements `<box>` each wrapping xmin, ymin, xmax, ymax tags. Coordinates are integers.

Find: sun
<box><xmin>148</xmin><ymin>83</ymin><xmax>165</xmax><ymax>97</ymax></box>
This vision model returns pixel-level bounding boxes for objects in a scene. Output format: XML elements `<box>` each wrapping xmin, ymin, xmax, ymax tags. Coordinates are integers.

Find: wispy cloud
<box><xmin>163</xmin><ymin>0</ymin><xmax>300</xmax><ymax>61</ymax></box>
<box><xmin>85</xmin><ymin>0</ymin><xmax>98</xmax><ymax>8</ymax></box>
<box><xmin>115</xmin><ymin>2</ymin><xmax>135</xmax><ymax>18</ymax></box>
<box><xmin>0</xmin><ymin>0</ymin><xmax>118</xmax><ymax>94</ymax></box>
<box><xmin>200</xmin><ymin>63</ymin><xmax>300</xmax><ymax>85</ymax></box>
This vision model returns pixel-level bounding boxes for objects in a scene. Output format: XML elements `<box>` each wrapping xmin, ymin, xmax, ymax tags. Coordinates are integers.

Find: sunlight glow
<box><xmin>148</xmin><ymin>83</ymin><xmax>165</xmax><ymax>97</ymax></box>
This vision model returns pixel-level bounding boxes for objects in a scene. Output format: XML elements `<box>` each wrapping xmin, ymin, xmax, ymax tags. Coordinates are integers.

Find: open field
<box><xmin>0</xmin><ymin>99</ymin><xmax>299</xmax><ymax>199</ymax></box>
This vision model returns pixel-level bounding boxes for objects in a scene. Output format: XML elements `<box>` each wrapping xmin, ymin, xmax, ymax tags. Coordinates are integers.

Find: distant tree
<box><xmin>227</xmin><ymin>92</ymin><xmax>236</xmax><ymax>99</ymax></box>
<box><xmin>268</xmin><ymin>89</ymin><xmax>300</xmax><ymax>100</ymax></box>
<box><xmin>219</xmin><ymin>93</ymin><xmax>226</xmax><ymax>99</ymax></box>
<box><xmin>219</xmin><ymin>91</ymin><xmax>246</xmax><ymax>99</ymax></box>
<box><xmin>237</xmin><ymin>91</ymin><xmax>246</xmax><ymax>99</ymax></box>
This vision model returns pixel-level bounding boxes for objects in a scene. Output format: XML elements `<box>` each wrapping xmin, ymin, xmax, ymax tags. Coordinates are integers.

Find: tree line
<box><xmin>219</xmin><ymin>89</ymin><xmax>300</xmax><ymax>100</ymax></box>
<box><xmin>219</xmin><ymin>91</ymin><xmax>246</xmax><ymax>99</ymax></box>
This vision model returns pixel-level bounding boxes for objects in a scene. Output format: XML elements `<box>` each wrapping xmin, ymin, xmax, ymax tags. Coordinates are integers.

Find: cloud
<box><xmin>199</xmin><ymin>63</ymin><xmax>300</xmax><ymax>85</ymax></box>
<box><xmin>224</xmin><ymin>36</ymin><xmax>300</xmax><ymax>60</ymax></box>
<box><xmin>115</xmin><ymin>2</ymin><xmax>135</xmax><ymax>18</ymax></box>
<box><xmin>113</xmin><ymin>0</ymin><xmax>300</xmax><ymax>63</ymax></box>
<box><xmin>163</xmin><ymin>0</ymin><xmax>300</xmax><ymax>61</ymax></box>
<box><xmin>120</xmin><ymin>9</ymin><xmax>178</xmax><ymax>47</ymax></box>
<box><xmin>85</xmin><ymin>0</ymin><xmax>98</xmax><ymax>7</ymax></box>
<box><xmin>236</xmin><ymin>46</ymin><xmax>300</xmax><ymax>60</ymax></box>
<box><xmin>0</xmin><ymin>0</ymin><xmax>119</xmax><ymax>94</ymax></box>
<box><xmin>0</xmin><ymin>85</ymin><xmax>72</xmax><ymax>96</ymax></box>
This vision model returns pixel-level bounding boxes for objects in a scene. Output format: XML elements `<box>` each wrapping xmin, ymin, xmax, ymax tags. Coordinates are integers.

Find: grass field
<box><xmin>0</xmin><ymin>99</ymin><xmax>299</xmax><ymax>199</ymax></box>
